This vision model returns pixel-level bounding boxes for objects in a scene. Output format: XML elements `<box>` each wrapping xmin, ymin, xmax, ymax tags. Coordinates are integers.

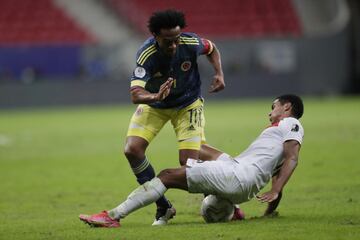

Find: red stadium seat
<box><xmin>0</xmin><ymin>0</ymin><xmax>95</xmax><ymax>45</ymax></box>
<box><xmin>106</xmin><ymin>0</ymin><xmax>302</xmax><ymax>38</ymax></box>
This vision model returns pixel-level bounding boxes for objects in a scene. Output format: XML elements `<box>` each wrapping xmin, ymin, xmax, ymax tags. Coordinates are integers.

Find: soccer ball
<box><xmin>200</xmin><ymin>195</ymin><xmax>234</xmax><ymax>223</ymax></box>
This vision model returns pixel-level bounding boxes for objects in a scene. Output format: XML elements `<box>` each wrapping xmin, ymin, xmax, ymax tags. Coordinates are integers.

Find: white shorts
<box><xmin>185</xmin><ymin>153</ymin><xmax>260</xmax><ymax>203</ymax></box>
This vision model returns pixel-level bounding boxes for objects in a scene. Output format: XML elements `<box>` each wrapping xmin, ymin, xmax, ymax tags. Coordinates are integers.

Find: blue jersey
<box><xmin>130</xmin><ymin>32</ymin><xmax>214</xmax><ymax>109</ymax></box>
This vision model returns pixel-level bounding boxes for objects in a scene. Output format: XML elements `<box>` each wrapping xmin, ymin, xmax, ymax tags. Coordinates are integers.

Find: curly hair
<box><xmin>276</xmin><ymin>94</ymin><xmax>304</xmax><ymax>119</ymax></box>
<box><xmin>148</xmin><ymin>9</ymin><xmax>187</xmax><ymax>35</ymax></box>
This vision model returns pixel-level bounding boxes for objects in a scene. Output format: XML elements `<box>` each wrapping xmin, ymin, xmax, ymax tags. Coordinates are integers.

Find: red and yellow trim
<box><xmin>201</xmin><ymin>38</ymin><xmax>214</xmax><ymax>55</ymax></box>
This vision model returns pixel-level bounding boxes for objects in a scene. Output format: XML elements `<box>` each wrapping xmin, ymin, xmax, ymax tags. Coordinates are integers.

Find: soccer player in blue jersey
<box><xmin>124</xmin><ymin>9</ymin><xmax>225</xmax><ymax>225</ymax></box>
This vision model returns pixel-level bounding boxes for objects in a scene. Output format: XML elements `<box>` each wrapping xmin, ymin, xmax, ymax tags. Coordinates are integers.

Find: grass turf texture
<box><xmin>0</xmin><ymin>97</ymin><xmax>359</xmax><ymax>240</ymax></box>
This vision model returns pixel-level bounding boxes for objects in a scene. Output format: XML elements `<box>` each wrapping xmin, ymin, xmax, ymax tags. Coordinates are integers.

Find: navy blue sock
<box><xmin>132</xmin><ymin>157</ymin><xmax>171</xmax><ymax>209</ymax></box>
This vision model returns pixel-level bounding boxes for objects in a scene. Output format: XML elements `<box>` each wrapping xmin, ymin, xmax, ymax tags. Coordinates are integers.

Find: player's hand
<box><xmin>256</xmin><ymin>190</ymin><xmax>279</xmax><ymax>203</ymax></box>
<box><xmin>249</xmin><ymin>211</ymin><xmax>279</xmax><ymax>220</ymax></box>
<box><xmin>264</xmin><ymin>210</ymin><xmax>279</xmax><ymax>218</ymax></box>
<box><xmin>209</xmin><ymin>74</ymin><xmax>225</xmax><ymax>93</ymax></box>
<box><xmin>155</xmin><ymin>78</ymin><xmax>173</xmax><ymax>101</ymax></box>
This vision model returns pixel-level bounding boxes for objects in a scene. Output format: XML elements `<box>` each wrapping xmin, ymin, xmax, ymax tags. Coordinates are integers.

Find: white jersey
<box><xmin>186</xmin><ymin>117</ymin><xmax>304</xmax><ymax>204</ymax></box>
<box><xmin>234</xmin><ymin>117</ymin><xmax>304</xmax><ymax>194</ymax></box>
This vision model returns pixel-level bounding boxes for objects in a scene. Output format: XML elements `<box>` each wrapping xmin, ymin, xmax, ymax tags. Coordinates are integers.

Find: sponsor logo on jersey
<box><xmin>291</xmin><ymin>124</ymin><xmax>299</xmax><ymax>132</ymax></box>
<box><xmin>134</xmin><ymin>67</ymin><xmax>146</xmax><ymax>78</ymax></box>
<box><xmin>181</xmin><ymin>61</ymin><xmax>191</xmax><ymax>72</ymax></box>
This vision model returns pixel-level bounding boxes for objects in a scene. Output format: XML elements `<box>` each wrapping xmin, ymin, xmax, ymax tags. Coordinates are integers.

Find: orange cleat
<box><xmin>79</xmin><ymin>211</ymin><xmax>120</xmax><ymax>228</ymax></box>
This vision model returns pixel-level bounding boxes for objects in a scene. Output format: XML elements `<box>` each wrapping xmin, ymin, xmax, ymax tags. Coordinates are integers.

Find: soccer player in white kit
<box><xmin>79</xmin><ymin>94</ymin><xmax>304</xmax><ymax>227</ymax></box>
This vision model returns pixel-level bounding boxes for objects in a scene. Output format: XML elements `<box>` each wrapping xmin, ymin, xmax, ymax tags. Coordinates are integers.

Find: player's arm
<box><xmin>202</xmin><ymin>39</ymin><xmax>225</xmax><ymax>93</ymax></box>
<box><xmin>263</xmin><ymin>176</ymin><xmax>283</xmax><ymax>216</ymax></box>
<box><xmin>130</xmin><ymin>78</ymin><xmax>173</xmax><ymax>104</ymax></box>
<box><xmin>257</xmin><ymin>140</ymin><xmax>301</xmax><ymax>203</ymax></box>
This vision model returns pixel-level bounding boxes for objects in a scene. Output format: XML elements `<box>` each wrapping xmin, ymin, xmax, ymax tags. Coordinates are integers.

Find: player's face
<box><xmin>155</xmin><ymin>26</ymin><xmax>181</xmax><ymax>56</ymax></box>
<box><xmin>269</xmin><ymin>99</ymin><xmax>286</xmax><ymax>124</ymax></box>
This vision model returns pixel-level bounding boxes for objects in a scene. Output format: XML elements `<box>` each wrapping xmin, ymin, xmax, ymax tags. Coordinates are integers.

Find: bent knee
<box><xmin>158</xmin><ymin>168</ymin><xmax>174</xmax><ymax>178</ymax></box>
<box><xmin>124</xmin><ymin>143</ymin><xmax>145</xmax><ymax>161</ymax></box>
<box><xmin>158</xmin><ymin>167</ymin><xmax>187</xmax><ymax>189</ymax></box>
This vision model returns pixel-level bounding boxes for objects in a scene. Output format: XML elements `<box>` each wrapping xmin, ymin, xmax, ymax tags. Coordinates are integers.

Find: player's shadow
<box><xmin>168</xmin><ymin>212</ymin><xmax>282</xmax><ymax>226</ymax></box>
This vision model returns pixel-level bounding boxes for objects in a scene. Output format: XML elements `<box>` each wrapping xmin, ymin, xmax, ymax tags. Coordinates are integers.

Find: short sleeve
<box><xmin>180</xmin><ymin>33</ymin><xmax>214</xmax><ymax>56</ymax></box>
<box><xmin>130</xmin><ymin>44</ymin><xmax>156</xmax><ymax>89</ymax></box>
<box><xmin>130</xmin><ymin>64</ymin><xmax>151</xmax><ymax>89</ymax></box>
<box><xmin>279</xmin><ymin>118</ymin><xmax>304</xmax><ymax>145</ymax></box>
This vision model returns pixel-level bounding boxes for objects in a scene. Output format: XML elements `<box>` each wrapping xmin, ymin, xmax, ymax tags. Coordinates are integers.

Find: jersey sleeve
<box><xmin>130</xmin><ymin>64</ymin><xmax>151</xmax><ymax>89</ymax></box>
<box><xmin>130</xmin><ymin>45</ymin><xmax>156</xmax><ymax>89</ymax></box>
<box><xmin>181</xmin><ymin>33</ymin><xmax>214</xmax><ymax>56</ymax></box>
<box><xmin>279</xmin><ymin>118</ymin><xmax>304</xmax><ymax>145</ymax></box>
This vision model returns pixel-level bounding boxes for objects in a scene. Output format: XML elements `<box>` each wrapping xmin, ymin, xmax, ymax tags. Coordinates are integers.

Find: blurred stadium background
<box><xmin>0</xmin><ymin>0</ymin><xmax>359</xmax><ymax>108</ymax></box>
<box><xmin>1</xmin><ymin>2</ymin><xmax>360</xmax><ymax>239</ymax></box>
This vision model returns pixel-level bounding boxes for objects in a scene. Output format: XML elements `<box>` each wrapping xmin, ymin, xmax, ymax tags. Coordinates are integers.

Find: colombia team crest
<box><xmin>181</xmin><ymin>61</ymin><xmax>191</xmax><ymax>71</ymax></box>
<box><xmin>135</xmin><ymin>106</ymin><xmax>143</xmax><ymax>116</ymax></box>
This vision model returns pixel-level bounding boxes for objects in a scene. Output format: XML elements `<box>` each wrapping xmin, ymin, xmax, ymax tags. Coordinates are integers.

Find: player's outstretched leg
<box><xmin>124</xmin><ymin>136</ymin><xmax>175</xmax><ymax>225</ymax></box>
<box><xmin>132</xmin><ymin>156</ymin><xmax>175</xmax><ymax>226</ymax></box>
<box><xmin>79</xmin><ymin>177</ymin><xmax>170</xmax><ymax>228</ymax></box>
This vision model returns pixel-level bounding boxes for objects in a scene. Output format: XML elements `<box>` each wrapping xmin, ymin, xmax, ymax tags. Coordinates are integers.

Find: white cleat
<box><xmin>152</xmin><ymin>207</ymin><xmax>176</xmax><ymax>226</ymax></box>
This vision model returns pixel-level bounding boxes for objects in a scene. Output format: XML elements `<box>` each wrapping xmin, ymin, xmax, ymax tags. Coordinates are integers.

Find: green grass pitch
<box><xmin>0</xmin><ymin>97</ymin><xmax>359</xmax><ymax>240</ymax></box>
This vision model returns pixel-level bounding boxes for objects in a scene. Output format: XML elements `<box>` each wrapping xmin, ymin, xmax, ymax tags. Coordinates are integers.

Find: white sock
<box><xmin>108</xmin><ymin>177</ymin><xmax>167</xmax><ymax>219</ymax></box>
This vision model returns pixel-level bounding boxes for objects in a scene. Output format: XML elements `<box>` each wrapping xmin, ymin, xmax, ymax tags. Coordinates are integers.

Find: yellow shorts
<box><xmin>127</xmin><ymin>98</ymin><xmax>206</xmax><ymax>150</ymax></box>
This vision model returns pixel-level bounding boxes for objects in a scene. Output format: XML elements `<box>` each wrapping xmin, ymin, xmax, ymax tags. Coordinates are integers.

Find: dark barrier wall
<box><xmin>0</xmin><ymin>46</ymin><xmax>81</xmax><ymax>80</ymax></box>
<box><xmin>197</xmin><ymin>27</ymin><xmax>351</xmax><ymax>100</ymax></box>
<box><xmin>0</xmin><ymin>26</ymin><xmax>352</xmax><ymax>108</ymax></box>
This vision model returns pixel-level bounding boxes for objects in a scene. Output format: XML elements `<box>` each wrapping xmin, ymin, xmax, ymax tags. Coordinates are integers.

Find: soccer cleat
<box><xmin>232</xmin><ymin>207</ymin><xmax>245</xmax><ymax>221</ymax></box>
<box><xmin>79</xmin><ymin>211</ymin><xmax>120</xmax><ymax>228</ymax></box>
<box><xmin>152</xmin><ymin>206</ymin><xmax>176</xmax><ymax>226</ymax></box>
